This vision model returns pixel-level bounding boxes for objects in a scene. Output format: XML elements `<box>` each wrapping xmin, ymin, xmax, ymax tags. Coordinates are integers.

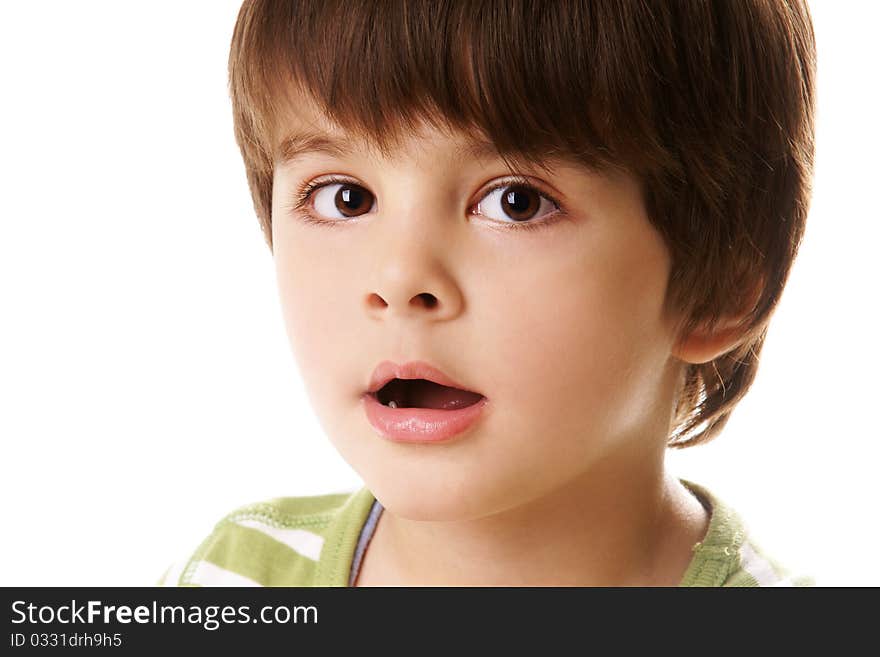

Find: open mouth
<box><xmin>370</xmin><ymin>378</ymin><xmax>485</xmax><ymax>410</ymax></box>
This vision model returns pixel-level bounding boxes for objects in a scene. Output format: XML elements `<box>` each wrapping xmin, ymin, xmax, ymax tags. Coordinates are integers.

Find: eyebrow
<box><xmin>276</xmin><ymin>130</ymin><xmax>501</xmax><ymax>166</ymax></box>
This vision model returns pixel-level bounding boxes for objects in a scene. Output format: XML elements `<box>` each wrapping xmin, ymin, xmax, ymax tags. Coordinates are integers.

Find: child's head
<box><xmin>227</xmin><ymin>0</ymin><xmax>816</xmax><ymax>516</ymax></box>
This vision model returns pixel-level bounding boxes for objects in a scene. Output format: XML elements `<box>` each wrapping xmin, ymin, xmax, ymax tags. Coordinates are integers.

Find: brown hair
<box><xmin>227</xmin><ymin>0</ymin><xmax>817</xmax><ymax>448</ymax></box>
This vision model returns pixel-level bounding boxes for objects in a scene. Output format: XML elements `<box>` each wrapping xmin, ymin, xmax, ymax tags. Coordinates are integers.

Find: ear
<box><xmin>671</xmin><ymin>316</ymin><xmax>753</xmax><ymax>365</ymax></box>
<box><xmin>671</xmin><ymin>276</ymin><xmax>764</xmax><ymax>365</ymax></box>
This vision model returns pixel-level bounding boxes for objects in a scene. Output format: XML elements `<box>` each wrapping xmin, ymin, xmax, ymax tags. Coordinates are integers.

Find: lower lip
<box><xmin>361</xmin><ymin>393</ymin><xmax>489</xmax><ymax>443</ymax></box>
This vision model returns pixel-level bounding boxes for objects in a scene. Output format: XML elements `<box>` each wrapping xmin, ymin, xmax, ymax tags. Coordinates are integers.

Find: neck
<box><xmin>356</xmin><ymin>448</ymin><xmax>709</xmax><ymax>587</ymax></box>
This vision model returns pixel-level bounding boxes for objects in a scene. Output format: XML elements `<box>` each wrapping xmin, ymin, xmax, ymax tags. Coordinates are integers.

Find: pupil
<box><xmin>503</xmin><ymin>187</ymin><xmax>537</xmax><ymax>221</ymax></box>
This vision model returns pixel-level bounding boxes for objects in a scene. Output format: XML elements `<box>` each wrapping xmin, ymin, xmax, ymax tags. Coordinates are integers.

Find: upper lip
<box><xmin>366</xmin><ymin>360</ymin><xmax>484</xmax><ymax>396</ymax></box>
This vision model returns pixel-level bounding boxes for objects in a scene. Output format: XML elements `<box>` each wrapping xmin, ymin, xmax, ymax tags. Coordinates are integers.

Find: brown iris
<box><xmin>335</xmin><ymin>185</ymin><xmax>373</xmax><ymax>217</ymax></box>
<box><xmin>500</xmin><ymin>186</ymin><xmax>540</xmax><ymax>222</ymax></box>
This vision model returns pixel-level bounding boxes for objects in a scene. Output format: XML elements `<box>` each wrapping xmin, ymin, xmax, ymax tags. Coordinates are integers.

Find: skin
<box><xmin>270</xmin><ymin>99</ymin><xmax>748</xmax><ymax>586</ymax></box>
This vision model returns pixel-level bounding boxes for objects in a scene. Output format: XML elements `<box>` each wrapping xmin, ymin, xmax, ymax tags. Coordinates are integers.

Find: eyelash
<box><xmin>287</xmin><ymin>175</ymin><xmax>566</xmax><ymax>233</ymax></box>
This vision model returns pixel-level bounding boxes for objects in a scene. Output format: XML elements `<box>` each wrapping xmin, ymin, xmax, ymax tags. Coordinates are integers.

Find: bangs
<box><xmin>229</xmin><ymin>0</ymin><xmax>677</xmax><ymax>179</ymax></box>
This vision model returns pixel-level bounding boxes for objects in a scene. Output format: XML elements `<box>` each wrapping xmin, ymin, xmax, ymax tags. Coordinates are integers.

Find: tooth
<box><xmin>388</xmin><ymin>400</ymin><xmax>398</xmax><ymax>408</ymax></box>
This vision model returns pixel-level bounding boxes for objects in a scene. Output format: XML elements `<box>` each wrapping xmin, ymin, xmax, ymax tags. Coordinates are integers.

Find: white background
<box><xmin>1</xmin><ymin>2</ymin><xmax>876</xmax><ymax>586</ymax></box>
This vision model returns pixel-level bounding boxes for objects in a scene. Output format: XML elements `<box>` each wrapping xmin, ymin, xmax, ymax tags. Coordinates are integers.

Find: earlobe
<box><xmin>672</xmin><ymin>317</ymin><xmax>752</xmax><ymax>365</ymax></box>
<box><xmin>672</xmin><ymin>275</ymin><xmax>764</xmax><ymax>364</ymax></box>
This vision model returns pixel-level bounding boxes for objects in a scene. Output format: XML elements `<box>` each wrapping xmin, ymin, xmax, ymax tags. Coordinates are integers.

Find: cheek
<box><xmin>273</xmin><ymin>236</ymin><xmax>352</xmax><ymax>414</ymax></box>
<box><xmin>477</xmin><ymin>229</ymin><xmax>672</xmax><ymax>442</ymax></box>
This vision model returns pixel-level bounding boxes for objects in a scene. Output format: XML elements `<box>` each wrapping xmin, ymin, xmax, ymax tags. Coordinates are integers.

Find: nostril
<box><xmin>367</xmin><ymin>293</ymin><xmax>389</xmax><ymax>310</ymax></box>
<box><xmin>414</xmin><ymin>293</ymin><xmax>438</xmax><ymax>309</ymax></box>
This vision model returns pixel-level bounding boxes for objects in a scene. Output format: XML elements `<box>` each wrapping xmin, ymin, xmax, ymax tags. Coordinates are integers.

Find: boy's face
<box><xmin>271</xmin><ymin>103</ymin><xmax>684</xmax><ymax>521</ymax></box>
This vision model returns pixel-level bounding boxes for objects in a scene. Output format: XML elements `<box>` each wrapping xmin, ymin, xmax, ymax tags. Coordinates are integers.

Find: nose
<box><xmin>364</xmin><ymin>217</ymin><xmax>465</xmax><ymax>322</ymax></box>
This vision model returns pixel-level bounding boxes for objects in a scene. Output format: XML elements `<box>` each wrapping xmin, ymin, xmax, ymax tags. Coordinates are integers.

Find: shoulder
<box><xmin>678</xmin><ymin>479</ymin><xmax>816</xmax><ymax>587</ymax></box>
<box><xmin>158</xmin><ymin>488</ymin><xmax>372</xmax><ymax>587</ymax></box>
<box><xmin>723</xmin><ymin>536</ymin><xmax>816</xmax><ymax>587</ymax></box>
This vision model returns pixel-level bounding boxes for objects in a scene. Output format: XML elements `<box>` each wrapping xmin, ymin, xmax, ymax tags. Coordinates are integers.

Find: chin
<box><xmin>364</xmin><ymin>473</ymin><xmax>513</xmax><ymax>523</ymax></box>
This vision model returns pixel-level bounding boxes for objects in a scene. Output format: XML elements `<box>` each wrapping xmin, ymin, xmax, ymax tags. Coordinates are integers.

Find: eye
<box><xmin>292</xmin><ymin>175</ymin><xmax>564</xmax><ymax>231</ymax></box>
<box><xmin>310</xmin><ymin>181</ymin><xmax>375</xmax><ymax>219</ymax></box>
<box><xmin>472</xmin><ymin>181</ymin><xmax>560</xmax><ymax>226</ymax></box>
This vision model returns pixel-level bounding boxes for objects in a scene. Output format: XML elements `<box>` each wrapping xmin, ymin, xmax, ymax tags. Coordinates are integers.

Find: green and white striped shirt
<box><xmin>158</xmin><ymin>478</ymin><xmax>814</xmax><ymax>587</ymax></box>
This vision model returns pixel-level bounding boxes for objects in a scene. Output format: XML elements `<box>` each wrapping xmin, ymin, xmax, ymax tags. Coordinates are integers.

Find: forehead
<box><xmin>276</xmin><ymin>127</ymin><xmax>503</xmax><ymax>169</ymax></box>
<box><xmin>271</xmin><ymin>93</ymin><xmax>508</xmax><ymax>169</ymax></box>
<box><xmin>269</xmin><ymin>92</ymin><xmax>611</xmax><ymax>184</ymax></box>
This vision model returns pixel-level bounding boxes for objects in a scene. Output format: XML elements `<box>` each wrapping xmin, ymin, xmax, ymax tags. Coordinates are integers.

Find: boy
<box><xmin>161</xmin><ymin>0</ymin><xmax>816</xmax><ymax>586</ymax></box>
